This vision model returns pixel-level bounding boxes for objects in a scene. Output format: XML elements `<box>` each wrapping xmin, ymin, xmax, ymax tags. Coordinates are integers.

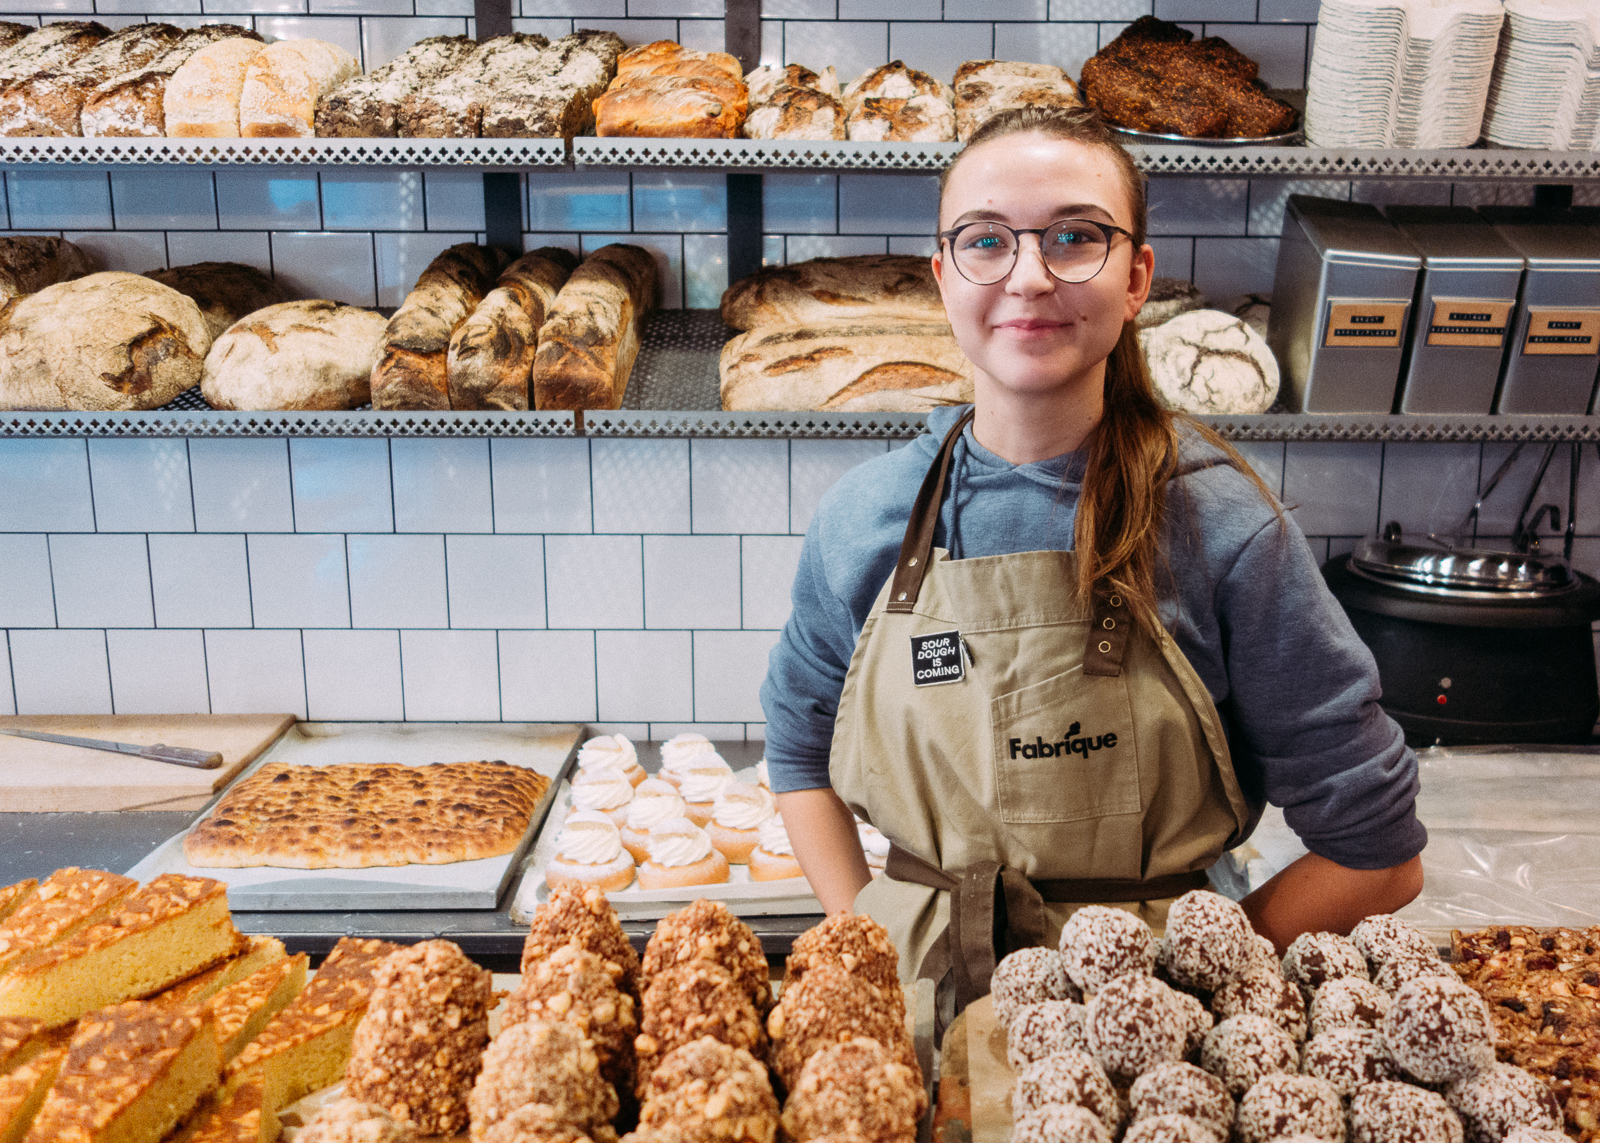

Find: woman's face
<box><xmin>933</xmin><ymin>133</ymin><xmax>1154</xmax><ymax>399</ymax></box>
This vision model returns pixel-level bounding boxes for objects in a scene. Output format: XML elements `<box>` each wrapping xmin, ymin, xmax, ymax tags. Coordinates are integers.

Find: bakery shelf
<box><xmin>0</xmin><ymin>407</ymin><xmax>578</xmax><ymax>437</ymax></box>
<box><xmin>572</xmin><ymin>136</ymin><xmax>963</xmax><ymax>170</ymax></box>
<box><xmin>0</xmin><ymin>136</ymin><xmax>567</xmax><ymax>167</ymax></box>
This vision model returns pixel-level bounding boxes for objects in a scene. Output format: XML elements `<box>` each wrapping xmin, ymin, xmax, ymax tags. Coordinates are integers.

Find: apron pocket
<box><xmin>990</xmin><ymin>666</ymin><xmax>1141</xmax><ymax>824</ymax></box>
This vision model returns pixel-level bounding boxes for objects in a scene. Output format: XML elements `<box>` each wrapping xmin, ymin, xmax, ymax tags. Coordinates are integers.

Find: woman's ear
<box><xmin>1123</xmin><ymin>242</ymin><xmax>1155</xmax><ymax>324</ymax></box>
<box><xmin>931</xmin><ymin>247</ymin><xmax>945</xmax><ymax>288</ymax></box>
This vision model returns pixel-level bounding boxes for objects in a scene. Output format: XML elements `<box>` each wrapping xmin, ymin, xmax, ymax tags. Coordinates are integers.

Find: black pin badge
<box><xmin>911</xmin><ymin>630</ymin><xmax>965</xmax><ymax>687</ymax></box>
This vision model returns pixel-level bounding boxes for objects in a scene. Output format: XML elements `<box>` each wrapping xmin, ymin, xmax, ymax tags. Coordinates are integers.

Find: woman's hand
<box><xmin>1241</xmin><ymin>851</ymin><xmax>1425</xmax><ymax>954</ymax></box>
<box><xmin>774</xmin><ymin>788</ymin><xmax>873</xmax><ymax>915</ymax></box>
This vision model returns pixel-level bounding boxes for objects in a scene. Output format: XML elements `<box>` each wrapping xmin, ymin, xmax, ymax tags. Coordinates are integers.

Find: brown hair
<box><xmin>940</xmin><ymin>106</ymin><xmax>1277</xmax><ymax>633</ymax></box>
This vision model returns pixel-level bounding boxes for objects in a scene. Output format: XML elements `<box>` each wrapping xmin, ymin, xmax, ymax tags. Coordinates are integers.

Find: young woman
<box><xmin>759</xmin><ymin>107</ymin><xmax>1425</xmax><ymax>1006</ymax></box>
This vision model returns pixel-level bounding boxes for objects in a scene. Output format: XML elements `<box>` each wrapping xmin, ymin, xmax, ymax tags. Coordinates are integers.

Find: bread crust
<box><xmin>146</xmin><ymin>261</ymin><xmax>286</xmax><ymax>342</ymax></box>
<box><xmin>743</xmin><ymin>87</ymin><xmax>844</xmax><ymax>140</ymax></box>
<box><xmin>447</xmin><ymin>246</ymin><xmax>578</xmax><ymax>410</ymax></box>
<box><xmin>371</xmin><ymin>243</ymin><xmax>509</xmax><ymax>411</ymax></box>
<box><xmin>719</xmin><ymin>320</ymin><xmax>975</xmax><ymax>412</ymax></box>
<box><xmin>530</xmin><ymin>243</ymin><xmax>658</xmax><ymax>411</ymax></box>
<box><xmin>720</xmin><ymin>254</ymin><xmax>944</xmax><ymax>329</ymax></box>
<box><xmin>637</xmin><ymin>851</ymin><xmax>730</xmax><ymax>891</ymax></box>
<box><xmin>397</xmin><ymin>33</ymin><xmax>547</xmax><ymax>139</ymax></box>
<box><xmin>546</xmin><ymin>854</ymin><xmax>637</xmax><ymax>894</ymax></box>
<box><xmin>239</xmin><ymin>39</ymin><xmax>360</xmax><ymax>138</ymax></box>
<box><xmin>748</xmin><ymin>848</ymin><xmax>803</xmax><ymax>881</ymax></box>
<box><xmin>480</xmin><ymin>29</ymin><xmax>623</xmax><ymax>139</ymax></box>
<box><xmin>202</xmin><ymin>299</ymin><xmax>387</xmax><ymax>411</ymax></box>
<box><xmin>164</xmin><ymin>37</ymin><xmax>268</xmax><ymax>137</ymax></box>
<box><xmin>0</xmin><ymin>235</ymin><xmax>97</xmax><ymax>305</ymax></box>
<box><xmin>0</xmin><ymin>23</ymin><xmax>109</xmax><ymax>90</ymax></box>
<box><xmin>615</xmin><ymin>40</ymin><xmax>740</xmax><ymax>83</ymax></box>
<box><xmin>314</xmin><ymin>34</ymin><xmax>475</xmax><ymax>137</ymax></box>
<box><xmin>952</xmin><ymin>59</ymin><xmax>1080</xmax><ymax>142</ymax></box>
<box><xmin>0</xmin><ymin>23</ymin><xmax>183</xmax><ymax>137</ymax></box>
<box><xmin>82</xmin><ymin>25</ymin><xmax>260</xmax><ymax>138</ymax></box>
<box><xmin>594</xmin><ymin>73</ymin><xmax>746</xmax><ymax>138</ymax></box>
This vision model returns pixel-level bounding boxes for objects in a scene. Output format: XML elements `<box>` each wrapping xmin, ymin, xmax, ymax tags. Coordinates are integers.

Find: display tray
<box><xmin>126</xmin><ymin>722</ymin><xmax>580</xmax><ymax>911</ymax></box>
<box><xmin>1106</xmin><ymin>89</ymin><xmax>1303</xmax><ymax>148</ymax></box>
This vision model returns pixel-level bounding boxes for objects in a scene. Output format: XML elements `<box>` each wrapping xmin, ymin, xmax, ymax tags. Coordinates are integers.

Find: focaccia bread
<box><xmin>145</xmin><ymin>261</ymin><xmax>286</xmax><ymax>342</ymax></box>
<box><xmin>182</xmin><ymin>761</ymin><xmax>551</xmax><ymax>869</ymax></box>
<box><xmin>614</xmin><ymin>39</ymin><xmax>740</xmax><ymax>82</ymax></box>
<box><xmin>720</xmin><ymin>320</ymin><xmax>975</xmax><ymax>412</ymax></box>
<box><xmin>841</xmin><ymin>60</ymin><xmax>950</xmax><ymax>114</ymax></box>
<box><xmin>0</xmin><ymin>272</ymin><xmax>210</xmax><ymax>412</ymax></box>
<box><xmin>82</xmin><ymin>24</ymin><xmax>260</xmax><ymax>138</ymax></box>
<box><xmin>0</xmin><ymin>22</ymin><xmax>108</xmax><ymax>89</ymax></box>
<box><xmin>0</xmin><ymin>22</ymin><xmax>182</xmax><ymax>136</ymax></box>
<box><xmin>314</xmin><ymin>34</ymin><xmax>475</xmax><ymax>137</ymax></box>
<box><xmin>530</xmin><ymin>243</ymin><xmax>658</xmax><ymax>411</ymax></box>
<box><xmin>0</xmin><ymin>235</ymin><xmax>97</xmax><ymax>304</ymax></box>
<box><xmin>743</xmin><ymin>86</ymin><xmax>844</xmax><ymax>140</ymax></box>
<box><xmin>202</xmin><ymin>299</ymin><xmax>386</xmax><ymax>411</ymax></box>
<box><xmin>594</xmin><ymin>73</ymin><xmax>746</xmax><ymax>138</ymax></box>
<box><xmin>480</xmin><ymin>29</ymin><xmax>624</xmax><ymax>139</ymax></box>
<box><xmin>447</xmin><ymin>246</ymin><xmax>579</xmax><ymax>410</ymax></box>
<box><xmin>846</xmin><ymin>93</ymin><xmax>955</xmax><ymax>142</ymax></box>
<box><xmin>238</xmin><ymin>38</ymin><xmax>359</xmax><ymax>137</ymax></box>
<box><xmin>398</xmin><ymin>32</ymin><xmax>547</xmax><ymax>138</ymax></box>
<box><xmin>720</xmin><ymin>254</ymin><xmax>944</xmax><ymax>330</ymax></box>
<box><xmin>164</xmin><ymin>37</ymin><xmax>268</xmax><ymax>137</ymax></box>
<box><xmin>745</xmin><ymin>62</ymin><xmax>838</xmax><ymax>106</ymax></box>
<box><xmin>370</xmin><ymin>243</ymin><xmax>509</xmax><ymax>410</ymax></box>
<box><xmin>952</xmin><ymin>59</ymin><xmax>1079</xmax><ymax>141</ymax></box>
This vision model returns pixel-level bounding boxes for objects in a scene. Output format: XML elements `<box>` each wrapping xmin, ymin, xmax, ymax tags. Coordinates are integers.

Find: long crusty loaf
<box><xmin>720</xmin><ymin>254</ymin><xmax>944</xmax><ymax>330</ymax></box>
<box><xmin>164</xmin><ymin>37</ymin><xmax>267</xmax><ymax>137</ymax></box>
<box><xmin>719</xmin><ymin>320</ymin><xmax>974</xmax><ymax>412</ymax></box>
<box><xmin>0</xmin><ymin>23</ymin><xmax>183</xmax><ymax>136</ymax></box>
<box><xmin>0</xmin><ymin>235</ymin><xmax>97</xmax><ymax>305</ymax></box>
<box><xmin>447</xmin><ymin>247</ymin><xmax>579</xmax><ymax>410</ymax></box>
<box><xmin>371</xmin><ymin>244</ymin><xmax>510</xmax><ymax>410</ymax></box>
<box><xmin>530</xmin><ymin>243</ymin><xmax>658</xmax><ymax>411</ymax></box>
<box><xmin>239</xmin><ymin>38</ymin><xmax>359</xmax><ymax>137</ymax></box>
<box><xmin>82</xmin><ymin>24</ymin><xmax>259</xmax><ymax>138</ymax></box>
<box><xmin>315</xmin><ymin>34</ymin><xmax>475</xmax><ymax>138</ymax></box>
<box><xmin>202</xmin><ymin>299</ymin><xmax>387</xmax><ymax>411</ymax></box>
<box><xmin>481</xmin><ymin>29</ymin><xmax>623</xmax><ymax>139</ymax></box>
<box><xmin>398</xmin><ymin>33</ymin><xmax>547</xmax><ymax>139</ymax></box>
<box><xmin>145</xmin><ymin>261</ymin><xmax>287</xmax><ymax>343</ymax></box>
<box><xmin>0</xmin><ymin>22</ymin><xmax>108</xmax><ymax>89</ymax></box>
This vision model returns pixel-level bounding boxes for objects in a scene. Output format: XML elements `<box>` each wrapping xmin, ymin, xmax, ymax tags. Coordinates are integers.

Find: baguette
<box><xmin>530</xmin><ymin>243</ymin><xmax>658</xmax><ymax>411</ymax></box>
<box><xmin>398</xmin><ymin>33</ymin><xmax>547</xmax><ymax>139</ymax></box>
<box><xmin>370</xmin><ymin>244</ymin><xmax>510</xmax><ymax>410</ymax></box>
<box><xmin>164</xmin><ymin>37</ymin><xmax>268</xmax><ymax>137</ymax></box>
<box><xmin>593</xmin><ymin>74</ymin><xmax>746</xmax><ymax>138</ymax></box>
<box><xmin>0</xmin><ymin>235</ymin><xmax>98</xmax><ymax>305</ymax></box>
<box><xmin>238</xmin><ymin>38</ymin><xmax>360</xmax><ymax>137</ymax></box>
<box><xmin>0</xmin><ymin>22</ymin><xmax>109</xmax><ymax>89</ymax></box>
<box><xmin>446</xmin><ymin>247</ymin><xmax>579</xmax><ymax>410</ymax></box>
<box><xmin>720</xmin><ymin>254</ymin><xmax>944</xmax><ymax>330</ymax></box>
<box><xmin>145</xmin><ymin>261</ymin><xmax>287</xmax><ymax>342</ymax></box>
<box><xmin>719</xmin><ymin>320</ymin><xmax>974</xmax><ymax>412</ymax></box>
<box><xmin>82</xmin><ymin>25</ymin><xmax>260</xmax><ymax>138</ymax></box>
<box><xmin>0</xmin><ymin>23</ymin><xmax>183</xmax><ymax>136</ymax></box>
<box><xmin>480</xmin><ymin>29</ymin><xmax>623</xmax><ymax>139</ymax></box>
<box><xmin>202</xmin><ymin>299</ymin><xmax>387</xmax><ymax>410</ymax></box>
<box><xmin>314</xmin><ymin>34</ymin><xmax>475</xmax><ymax>138</ymax></box>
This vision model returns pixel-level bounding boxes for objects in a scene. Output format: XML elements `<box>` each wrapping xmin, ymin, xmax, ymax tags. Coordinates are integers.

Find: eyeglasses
<box><xmin>937</xmin><ymin>218</ymin><xmax>1134</xmax><ymax>286</ymax></box>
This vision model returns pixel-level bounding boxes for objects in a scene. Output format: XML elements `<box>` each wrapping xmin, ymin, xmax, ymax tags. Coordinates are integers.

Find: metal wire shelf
<box><xmin>0</xmin><ymin>137</ymin><xmax>567</xmax><ymax>166</ymax></box>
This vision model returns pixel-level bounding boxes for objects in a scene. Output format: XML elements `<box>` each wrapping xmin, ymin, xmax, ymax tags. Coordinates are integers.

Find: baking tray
<box><xmin>126</xmin><ymin>722</ymin><xmax>581</xmax><ymax>911</ymax></box>
<box><xmin>1107</xmin><ymin>88</ymin><xmax>1304</xmax><ymax>147</ymax></box>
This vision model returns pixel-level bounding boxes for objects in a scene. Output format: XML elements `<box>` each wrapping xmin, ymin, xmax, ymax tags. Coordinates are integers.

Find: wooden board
<box><xmin>0</xmin><ymin>714</ymin><xmax>296</xmax><ymax>812</ymax></box>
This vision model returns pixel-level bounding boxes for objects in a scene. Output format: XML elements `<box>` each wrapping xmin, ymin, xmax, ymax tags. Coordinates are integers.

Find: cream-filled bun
<box><xmin>707</xmin><ymin>782</ymin><xmax>775</xmax><ymax>864</ymax></box>
<box><xmin>546</xmin><ymin>810</ymin><xmax>635</xmax><ymax>894</ymax></box>
<box><xmin>567</xmin><ymin>767</ymin><xmax>634</xmax><ymax>828</ymax></box>
<box><xmin>658</xmin><ymin>732</ymin><xmax>721</xmax><ymax>786</ymax></box>
<box><xmin>749</xmin><ymin>814</ymin><xmax>803</xmax><ymax>882</ymax></box>
<box><xmin>620</xmin><ymin>778</ymin><xmax>685</xmax><ymax>863</ymax></box>
<box><xmin>637</xmin><ymin>816</ymin><xmax>730</xmax><ymax>891</ymax></box>
<box><xmin>577</xmin><ymin>732</ymin><xmax>646</xmax><ymax>786</ymax></box>
<box><xmin>678</xmin><ymin>760</ymin><xmax>735</xmax><ymax>826</ymax></box>
<box><xmin>857</xmin><ymin>818</ymin><xmax>889</xmax><ymax>875</ymax></box>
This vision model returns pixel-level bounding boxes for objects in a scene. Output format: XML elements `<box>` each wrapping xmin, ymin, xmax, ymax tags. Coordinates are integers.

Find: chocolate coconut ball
<box><xmin>1300</xmin><ymin>1028</ymin><xmax>1397</xmax><ymax>1097</ymax></box>
<box><xmin>993</xmin><ymin>946</ymin><xmax>1079</xmax><ymax>1027</ymax></box>
<box><xmin>1383</xmin><ymin>975</ymin><xmax>1495</xmax><ymax>1084</ymax></box>
<box><xmin>1503</xmin><ymin>1130</ymin><xmax>1571</xmax><ymax>1143</ymax></box>
<box><xmin>1245</xmin><ymin>933</ymin><xmax>1281</xmax><ymax>978</ymax></box>
<box><xmin>1170</xmin><ymin>990</ymin><xmax>1212</xmax><ymax>1061</ymax></box>
<box><xmin>1374</xmin><ymin>953</ymin><xmax>1454</xmax><ymax>995</ymax></box>
<box><xmin>1014</xmin><ymin>1051</ymin><xmax>1123</xmax><ymax>1137</ymax></box>
<box><xmin>1162</xmin><ymin>891</ymin><xmax>1254</xmax><ymax>992</ymax></box>
<box><xmin>1058</xmin><ymin>906</ymin><xmax>1156</xmax><ymax>995</ymax></box>
<box><xmin>1084</xmin><ymin>972</ymin><xmax>1187</xmax><ymax>1083</ymax></box>
<box><xmin>1122</xmin><ymin>1116</ymin><xmax>1219</xmax><ymax>1143</ymax></box>
<box><xmin>1007</xmin><ymin>1000</ymin><xmax>1090</xmax><ymax>1070</ymax></box>
<box><xmin>1234</xmin><ymin>1073</ymin><xmax>1344</xmax><ymax>1143</ymax></box>
<box><xmin>1282</xmin><ymin>932</ymin><xmax>1369</xmax><ymax>999</ymax></box>
<box><xmin>1308</xmin><ymin>977</ymin><xmax>1392</xmax><ymax>1037</ymax></box>
<box><xmin>1211</xmin><ymin>970</ymin><xmax>1308</xmax><ymax>1042</ymax></box>
<box><xmin>1349</xmin><ymin>1081</ymin><xmax>1464</xmax><ymax>1143</ymax></box>
<box><xmin>1445</xmin><ymin>1062</ymin><xmax>1562</xmax><ymax>1143</ymax></box>
<box><xmin>1012</xmin><ymin>1103</ymin><xmax>1111</xmax><ymax>1143</ymax></box>
<box><xmin>1199</xmin><ymin>1014</ymin><xmax>1298</xmax><ymax>1097</ymax></box>
<box><xmin>1128</xmin><ymin>1062</ymin><xmax>1231</xmax><ymax>1137</ymax></box>
<box><xmin>1350</xmin><ymin>916</ymin><xmax>1437</xmax><ymax>974</ymax></box>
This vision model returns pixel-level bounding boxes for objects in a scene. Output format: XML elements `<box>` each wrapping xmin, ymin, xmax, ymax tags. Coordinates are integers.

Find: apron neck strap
<box><xmin>886</xmin><ymin>408</ymin><xmax>975</xmax><ymax>614</ymax></box>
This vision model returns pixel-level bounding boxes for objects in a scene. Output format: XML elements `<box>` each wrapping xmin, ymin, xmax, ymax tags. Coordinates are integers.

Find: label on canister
<box><xmin>1324</xmin><ymin>300</ymin><xmax>1410</xmax><ymax>348</ymax></box>
<box><xmin>1523</xmin><ymin>308</ymin><xmax>1600</xmax><ymax>356</ymax></box>
<box><xmin>1426</xmin><ymin>299</ymin><xmax>1513</xmax><ymax>348</ymax></box>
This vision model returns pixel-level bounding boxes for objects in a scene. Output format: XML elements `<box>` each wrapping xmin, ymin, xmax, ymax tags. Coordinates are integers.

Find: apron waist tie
<box><xmin>884</xmin><ymin>844</ymin><xmax>1210</xmax><ymax>1015</ymax></box>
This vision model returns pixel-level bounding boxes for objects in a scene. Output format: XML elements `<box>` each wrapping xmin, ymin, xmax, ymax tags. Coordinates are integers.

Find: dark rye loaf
<box><xmin>0</xmin><ymin>22</ymin><xmax>108</xmax><ymax>90</ymax></box>
<box><xmin>370</xmin><ymin>244</ymin><xmax>510</xmax><ymax>410</ymax></box>
<box><xmin>82</xmin><ymin>24</ymin><xmax>259</xmax><ymax>138</ymax></box>
<box><xmin>480</xmin><ymin>30</ymin><xmax>624</xmax><ymax>139</ymax></box>
<box><xmin>0</xmin><ymin>23</ymin><xmax>181</xmax><ymax>136</ymax></box>
<box><xmin>398</xmin><ymin>33</ymin><xmax>547</xmax><ymax>139</ymax></box>
<box><xmin>145</xmin><ymin>262</ymin><xmax>288</xmax><ymax>343</ymax></box>
<box><xmin>315</xmin><ymin>35</ymin><xmax>475</xmax><ymax>138</ymax></box>
<box><xmin>0</xmin><ymin>235</ymin><xmax>97</xmax><ymax>304</ymax></box>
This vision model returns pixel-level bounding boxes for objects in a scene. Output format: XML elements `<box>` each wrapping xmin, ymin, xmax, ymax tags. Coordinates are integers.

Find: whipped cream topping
<box><xmin>758</xmin><ymin>814</ymin><xmax>794</xmax><ymax>857</ymax></box>
<box><xmin>570</xmin><ymin>770</ymin><xmax>633</xmax><ymax>813</ymax></box>
<box><xmin>556</xmin><ymin>810</ymin><xmax>623</xmax><ymax>865</ymax></box>
<box><xmin>679</xmin><ymin>761</ymin><xmax>734</xmax><ymax>804</ymax></box>
<box><xmin>646</xmin><ymin>816</ymin><xmax>713</xmax><ymax>867</ymax></box>
<box><xmin>660</xmin><ymin>732</ymin><xmax>719</xmax><ymax>773</ymax></box>
<box><xmin>577</xmin><ymin>733</ymin><xmax>637</xmax><ymax>776</ymax></box>
<box><xmin>626</xmin><ymin>783</ymin><xmax>686</xmax><ymax>831</ymax></box>
<box><xmin>757</xmin><ymin>758</ymin><xmax>770</xmax><ymax>789</ymax></box>
<box><xmin>857</xmin><ymin>819</ymin><xmax>890</xmax><ymax>862</ymax></box>
<box><xmin>713</xmin><ymin>782</ymin><xmax>775</xmax><ymax>830</ymax></box>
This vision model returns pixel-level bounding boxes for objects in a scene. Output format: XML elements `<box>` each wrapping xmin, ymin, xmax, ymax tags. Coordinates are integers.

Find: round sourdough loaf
<box><xmin>202</xmin><ymin>299</ymin><xmax>386</xmax><ymax>410</ymax></box>
<box><xmin>0</xmin><ymin>271</ymin><xmax>209</xmax><ymax>411</ymax></box>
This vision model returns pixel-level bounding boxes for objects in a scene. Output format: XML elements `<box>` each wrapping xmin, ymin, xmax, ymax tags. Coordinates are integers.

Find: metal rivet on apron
<box><xmin>898</xmin><ymin>592</ymin><xmax>907</xmax><ymax>601</ymax></box>
<box><xmin>1110</xmin><ymin>594</ymin><xmax>1122</xmax><ymax>607</ymax></box>
<box><xmin>1099</xmin><ymin>641</ymin><xmax>1111</xmax><ymax>653</ymax></box>
<box><xmin>1103</xmin><ymin>617</ymin><xmax>1115</xmax><ymax>629</ymax></box>
<box><xmin>909</xmin><ymin>557</ymin><xmax>918</xmax><ymax>567</ymax></box>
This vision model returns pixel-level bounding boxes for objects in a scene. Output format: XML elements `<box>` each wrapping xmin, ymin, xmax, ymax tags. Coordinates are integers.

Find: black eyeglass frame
<box><xmin>936</xmin><ymin>217</ymin><xmax>1136</xmax><ymax>286</ymax></box>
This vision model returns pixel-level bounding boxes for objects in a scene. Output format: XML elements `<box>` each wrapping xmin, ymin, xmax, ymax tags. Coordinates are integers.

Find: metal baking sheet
<box><xmin>126</xmin><ymin>722</ymin><xmax>581</xmax><ymax>911</ymax></box>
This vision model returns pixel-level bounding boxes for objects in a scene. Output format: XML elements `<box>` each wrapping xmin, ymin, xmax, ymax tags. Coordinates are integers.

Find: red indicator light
<box><xmin>1437</xmin><ymin>694</ymin><xmax>1448</xmax><ymax>705</ymax></box>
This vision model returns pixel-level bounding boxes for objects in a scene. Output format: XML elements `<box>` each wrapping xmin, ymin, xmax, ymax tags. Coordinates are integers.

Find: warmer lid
<box><xmin>1349</xmin><ymin>537</ymin><xmax>1580</xmax><ymax>599</ymax></box>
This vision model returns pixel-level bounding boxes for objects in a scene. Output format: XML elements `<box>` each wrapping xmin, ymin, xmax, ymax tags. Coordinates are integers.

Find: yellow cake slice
<box><xmin>22</xmin><ymin>1001</ymin><xmax>220</xmax><ymax>1143</ymax></box>
<box><xmin>224</xmin><ymin>937</ymin><xmax>399</xmax><ymax>1118</ymax></box>
<box><xmin>151</xmin><ymin>937</ymin><xmax>286</xmax><ymax>1011</ymax></box>
<box><xmin>0</xmin><ymin>1046</ymin><xmax>63</xmax><ymax>1143</ymax></box>
<box><xmin>0</xmin><ymin>875</ymin><xmax>241</xmax><ymax>1028</ymax></box>
<box><xmin>207</xmin><ymin>954</ymin><xmax>307</xmax><ymax>1065</ymax></box>
<box><xmin>0</xmin><ymin>868</ymin><xmax>137</xmax><ymax>978</ymax></box>
<box><xmin>0</xmin><ymin>884</ymin><xmax>37</xmax><ymax>929</ymax></box>
<box><xmin>167</xmin><ymin>1076</ymin><xmax>275</xmax><ymax>1143</ymax></box>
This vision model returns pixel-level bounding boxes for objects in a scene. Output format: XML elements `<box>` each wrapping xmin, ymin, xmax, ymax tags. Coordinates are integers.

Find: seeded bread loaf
<box><xmin>720</xmin><ymin>254</ymin><xmax>944</xmax><ymax>330</ymax></box>
<box><xmin>203</xmin><ymin>300</ymin><xmax>386</xmax><ymax>411</ymax></box>
<box><xmin>314</xmin><ymin>34</ymin><xmax>475</xmax><ymax>137</ymax></box>
<box><xmin>0</xmin><ymin>22</ymin><xmax>109</xmax><ymax>89</ymax></box>
<box><xmin>371</xmin><ymin>244</ymin><xmax>510</xmax><ymax>410</ymax></box>
<box><xmin>398</xmin><ymin>33</ymin><xmax>547</xmax><ymax>139</ymax></box>
<box><xmin>238</xmin><ymin>39</ymin><xmax>359</xmax><ymax>137</ymax></box>
<box><xmin>164</xmin><ymin>37</ymin><xmax>268</xmax><ymax>137</ymax></box>
<box><xmin>144</xmin><ymin>261</ymin><xmax>287</xmax><ymax>342</ymax></box>
<box><xmin>480</xmin><ymin>29</ymin><xmax>624</xmax><ymax>139</ymax></box>
<box><xmin>0</xmin><ymin>272</ymin><xmax>211</xmax><ymax>411</ymax></box>
<box><xmin>0</xmin><ymin>235</ymin><xmax>97</xmax><ymax>304</ymax></box>
<box><xmin>0</xmin><ymin>23</ymin><xmax>183</xmax><ymax>136</ymax></box>
<box><xmin>82</xmin><ymin>24</ymin><xmax>259</xmax><ymax>137</ymax></box>
<box><xmin>447</xmin><ymin>246</ymin><xmax>579</xmax><ymax>410</ymax></box>
<box><xmin>530</xmin><ymin>242</ymin><xmax>658</xmax><ymax>411</ymax></box>
<box><xmin>720</xmin><ymin>320</ymin><xmax>974</xmax><ymax>412</ymax></box>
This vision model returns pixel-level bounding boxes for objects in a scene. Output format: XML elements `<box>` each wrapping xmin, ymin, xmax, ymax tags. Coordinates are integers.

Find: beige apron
<box><xmin>831</xmin><ymin>409</ymin><xmax>1253</xmax><ymax>1015</ymax></box>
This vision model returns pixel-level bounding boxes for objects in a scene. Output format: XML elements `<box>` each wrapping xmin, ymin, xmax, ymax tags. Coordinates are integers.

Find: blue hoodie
<box><xmin>759</xmin><ymin>405</ymin><xmax>1426</xmax><ymax>871</ymax></box>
